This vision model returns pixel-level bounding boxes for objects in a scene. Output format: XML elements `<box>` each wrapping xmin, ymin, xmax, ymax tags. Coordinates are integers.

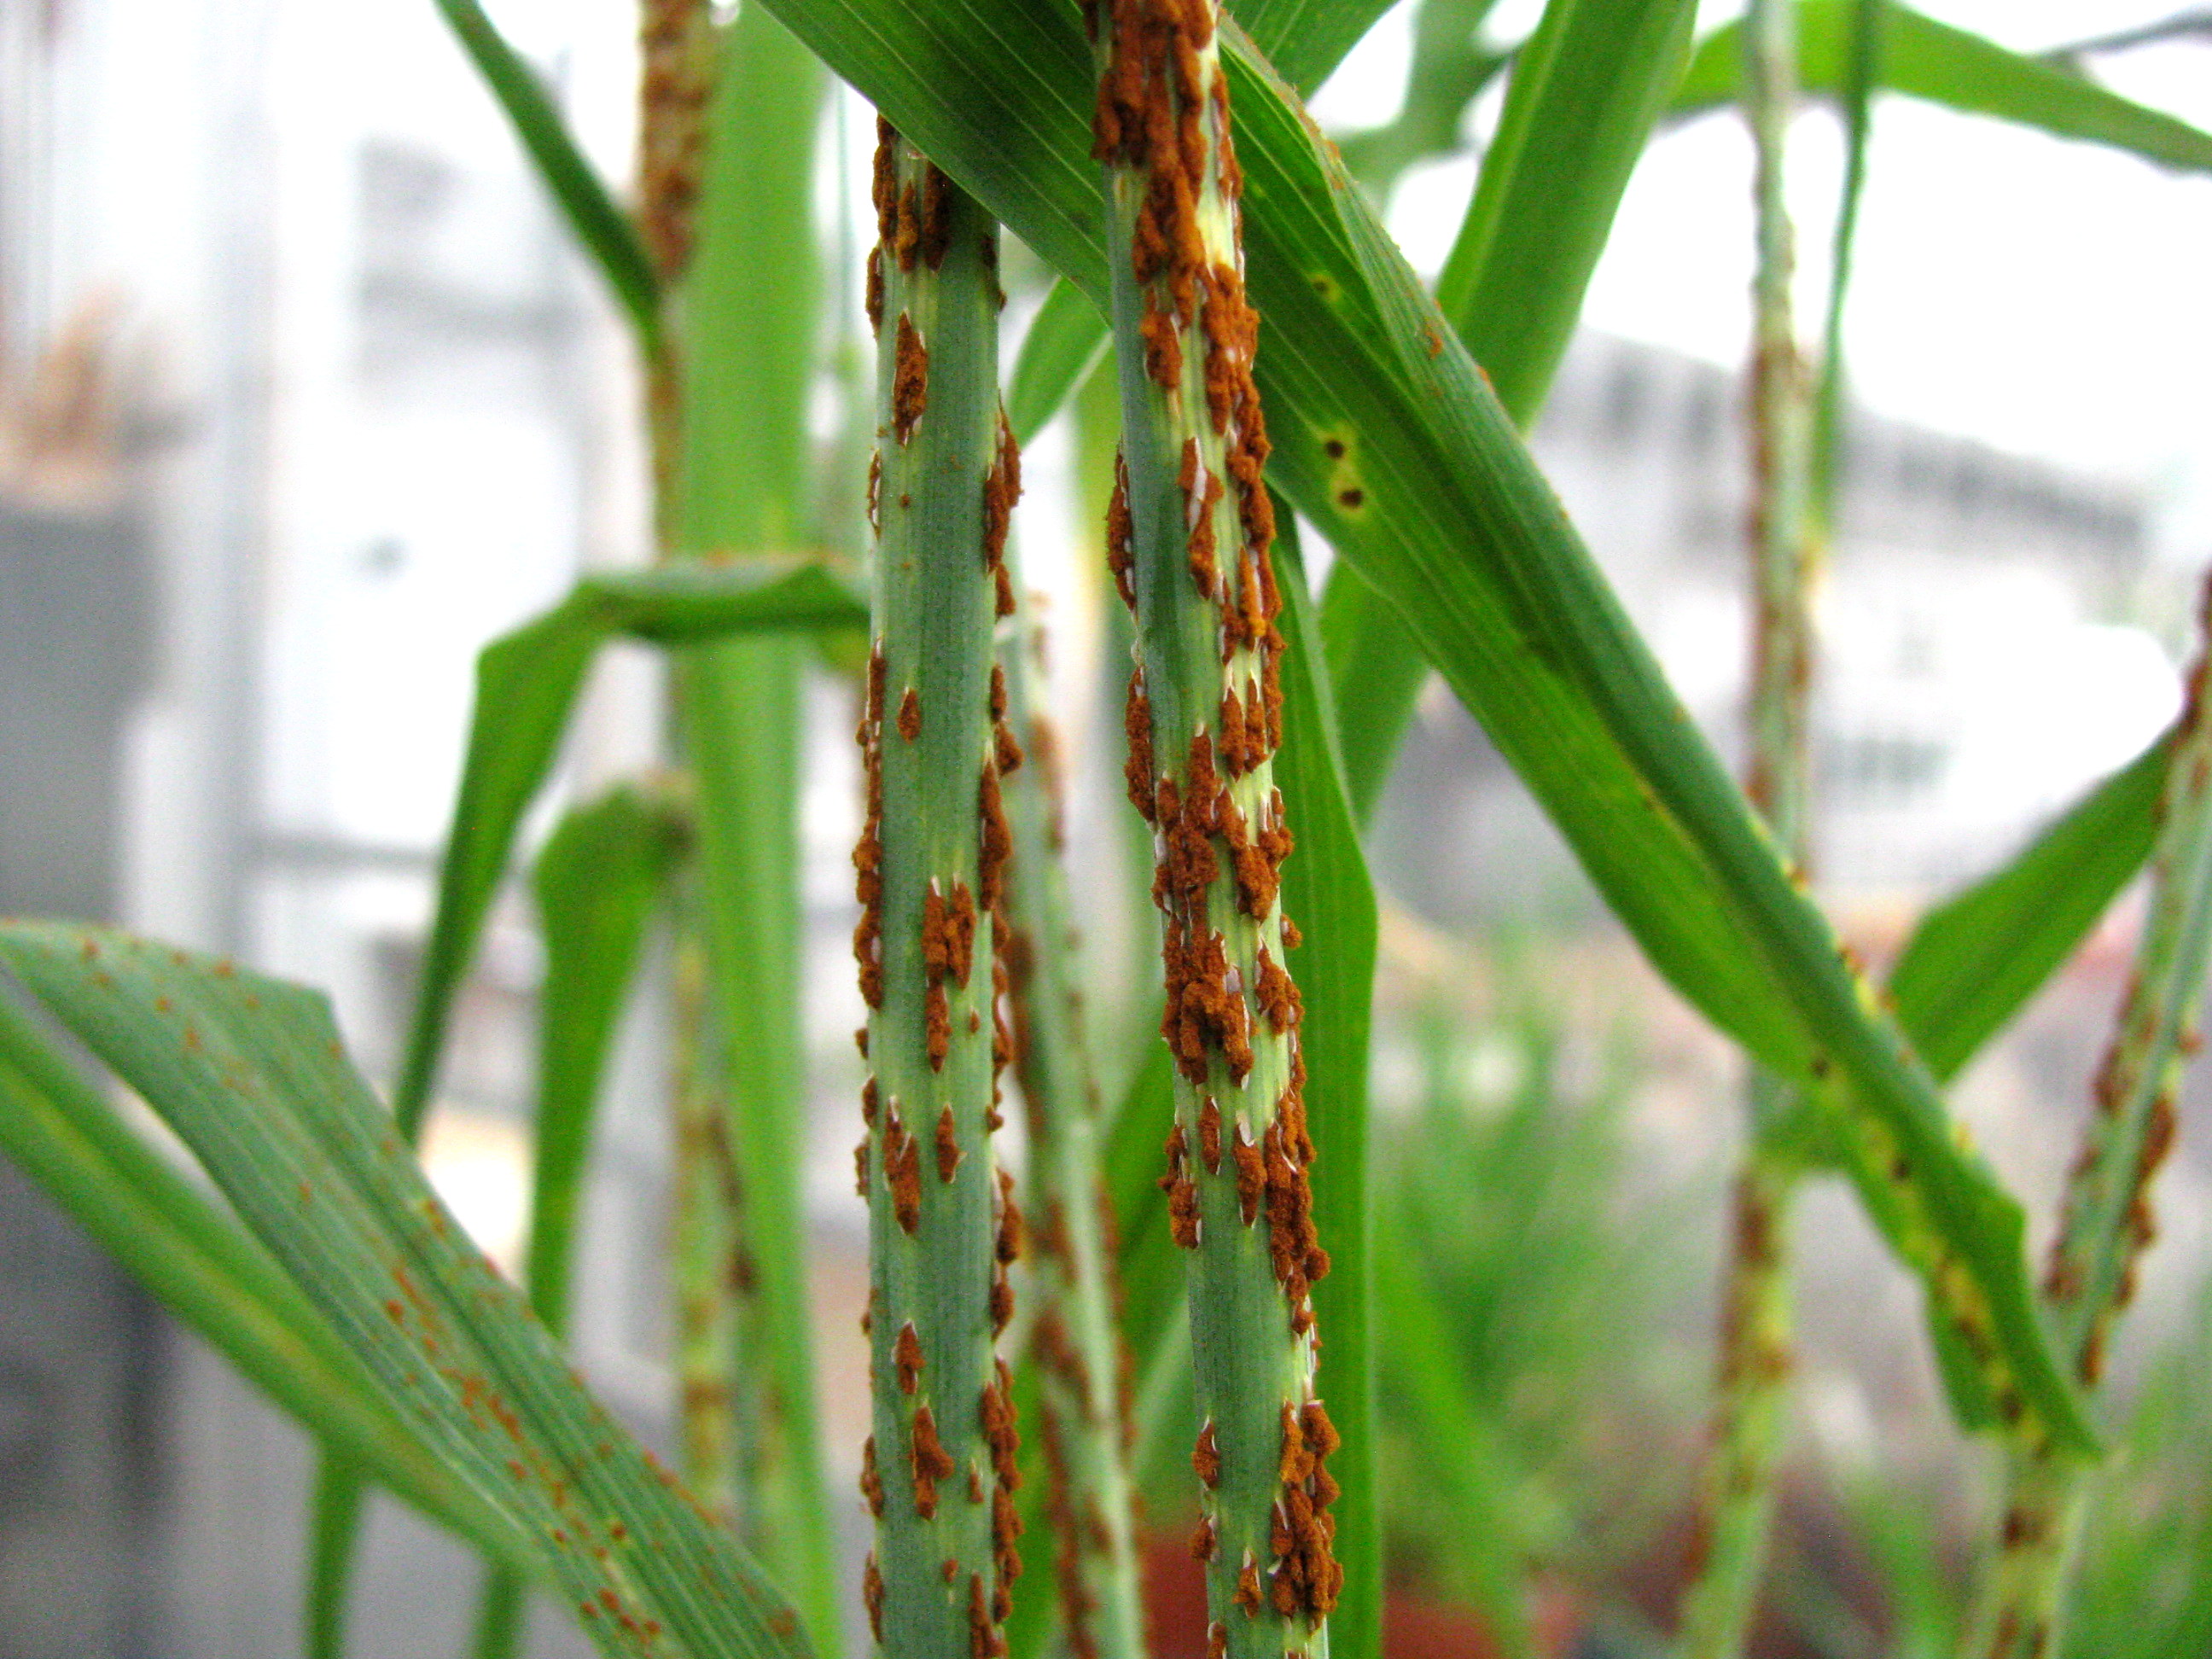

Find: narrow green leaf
<box><xmin>522</xmin><ymin>786</ymin><xmax>688</xmax><ymax>1330</ymax></box>
<box><xmin>1234</xmin><ymin>0</ymin><xmax>1399</xmax><ymax>95</ymax></box>
<box><xmin>1437</xmin><ymin>0</ymin><xmax>1697</xmax><ymax>424</ymax></box>
<box><xmin>1006</xmin><ymin>277</ymin><xmax>1109</xmax><ymax>445</ymax></box>
<box><xmin>470</xmin><ymin>785</ymin><xmax>686</xmax><ymax>1659</ymax></box>
<box><xmin>1808</xmin><ymin>0</ymin><xmax>1883</xmax><ymax>533</ymax></box>
<box><xmin>324</xmin><ymin>557</ymin><xmax>856</xmax><ymax>1652</ymax></box>
<box><xmin>0</xmin><ymin>994</ymin><xmax>527</xmax><ymax>1569</ymax></box>
<box><xmin>307</xmin><ymin>1461</ymin><xmax>372</xmax><ymax>1659</ymax></box>
<box><xmin>752</xmin><ymin>0</ymin><xmax>2090</xmax><ymax>1451</ymax></box>
<box><xmin>0</xmin><ymin>923</ymin><xmax>814</xmax><ymax>1659</ymax></box>
<box><xmin>1326</xmin><ymin>0</ymin><xmax>1699</xmax><ymax>826</ymax></box>
<box><xmin>1335</xmin><ymin>0</ymin><xmax>1511</xmax><ymax>192</ymax></box>
<box><xmin>429</xmin><ymin>0</ymin><xmax>661</xmax><ymax>344</ymax></box>
<box><xmin>1889</xmin><ymin>730</ymin><xmax>2173</xmax><ymax>1085</ymax></box>
<box><xmin>1674</xmin><ymin>0</ymin><xmax>2212</xmax><ymax>174</ymax></box>
<box><xmin>392</xmin><ymin>560</ymin><xmax>863</xmax><ymax>1150</ymax></box>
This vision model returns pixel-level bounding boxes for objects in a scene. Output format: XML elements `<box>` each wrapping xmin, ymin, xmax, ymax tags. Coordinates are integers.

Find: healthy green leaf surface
<box><xmin>1325</xmin><ymin>0</ymin><xmax>1698</xmax><ymax>821</ymax></box>
<box><xmin>1335</xmin><ymin>0</ymin><xmax>1511</xmax><ymax>190</ymax></box>
<box><xmin>1889</xmin><ymin>730</ymin><xmax>2173</xmax><ymax>1085</ymax></box>
<box><xmin>1006</xmin><ymin>277</ymin><xmax>1109</xmax><ymax>445</ymax></box>
<box><xmin>754</xmin><ymin>0</ymin><xmax>2088</xmax><ymax>1449</ymax></box>
<box><xmin>1675</xmin><ymin>0</ymin><xmax>2212</xmax><ymax>174</ymax></box>
<box><xmin>391</xmin><ymin>560</ymin><xmax>863</xmax><ymax>1151</ymax></box>
<box><xmin>522</xmin><ymin>786</ymin><xmax>688</xmax><ymax>1332</ymax></box>
<box><xmin>0</xmin><ymin>993</ymin><xmax>527</xmax><ymax>1569</ymax></box>
<box><xmin>431</xmin><ymin>0</ymin><xmax>661</xmax><ymax>344</ymax></box>
<box><xmin>1236</xmin><ymin>0</ymin><xmax>1399</xmax><ymax>95</ymax></box>
<box><xmin>0</xmin><ymin>923</ymin><xmax>813</xmax><ymax>1659</ymax></box>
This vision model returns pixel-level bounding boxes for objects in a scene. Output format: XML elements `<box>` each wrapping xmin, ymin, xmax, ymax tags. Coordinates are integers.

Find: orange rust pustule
<box><xmin>1197</xmin><ymin>1095</ymin><xmax>1224</xmax><ymax>1174</ymax></box>
<box><xmin>866</xmin><ymin>449</ymin><xmax>882</xmax><ymax>533</ymax></box>
<box><xmin>864</xmin><ymin>247</ymin><xmax>885</xmax><ymax>336</ymax></box>
<box><xmin>864</xmin><ymin>1553</ymin><xmax>885</xmax><ymax>1644</ymax></box>
<box><xmin>996</xmin><ymin>1167</ymin><xmax>1026</xmax><ymax>1266</ymax></box>
<box><xmin>883</xmin><ymin>1103</ymin><xmax>922</xmax><ymax>1235</ymax></box>
<box><xmin>934</xmin><ymin>1106</ymin><xmax>963</xmax><ymax>1183</ymax></box>
<box><xmin>1192</xmin><ymin>1417</ymin><xmax>1220</xmax><ymax>1487</ymax></box>
<box><xmin>1232</xmin><ymin>1556</ymin><xmax>1263</xmax><ymax>1619</ymax></box>
<box><xmin>981</xmin><ymin>1360</ymin><xmax>1022</xmax><ymax>1488</ymax></box>
<box><xmin>1268</xmin><ymin>1401</ymin><xmax>1345</xmax><ymax>1618</ymax></box>
<box><xmin>898</xmin><ymin>685</ymin><xmax>921</xmax><ymax>742</ymax></box>
<box><xmin>978</xmin><ymin>763</ymin><xmax>1014</xmax><ymax>913</ymax></box>
<box><xmin>991</xmin><ymin>1482</ymin><xmax>1025</xmax><ymax>1619</ymax></box>
<box><xmin>968</xmin><ymin>1570</ymin><xmax>1008</xmax><ymax>1659</ymax></box>
<box><xmin>1254</xmin><ymin>946</ymin><xmax>1301</xmax><ymax>1033</ymax></box>
<box><xmin>1124</xmin><ymin>670</ymin><xmax>1156</xmax><ymax>821</ymax></box>
<box><xmin>1190</xmin><ymin>1512</ymin><xmax>1219</xmax><ymax>1563</ymax></box>
<box><xmin>859</xmin><ymin>1434</ymin><xmax>885</xmax><ymax>1516</ymax></box>
<box><xmin>923</xmin><ymin>882</ymin><xmax>980</xmax><ymax>988</ymax></box>
<box><xmin>893</xmin><ymin>313</ymin><xmax>929</xmax><ymax>445</ymax></box>
<box><xmin>1105</xmin><ymin>451</ymin><xmax>1138</xmax><ymax>611</ymax></box>
<box><xmin>1229</xmin><ymin>1128</ymin><xmax>1265</xmax><ymax>1227</ymax></box>
<box><xmin>1181</xmin><ymin>439</ymin><xmax>1225</xmax><ymax>599</ymax></box>
<box><xmin>1161</xmin><ymin>1121</ymin><xmax>1201</xmax><ymax>1248</ymax></box>
<box><xmin>925</xmin><ymin>981</ymin><xmax>952</xmax><ymax>1072</ymax></box>
<box><xmin>853</xmin><ymin>1135</ymin><xmax>870</xmax><ymax>1199</ymax></box>
<box><xmin>983</xmin><ymin>412</ymin><xmax>1022</xmax><ymax>619</ymax></box>
<box><xmin>917</xmin><ymin>162</ymin><xmax>954</xmax><ymax>270</ymax></box>
<box><xmin>911</xmin><ymin>1403</ymin><xmax>957</xmax><ymax>1519</ymax></box>
<box><xmin>853</xmin><ymin>643</ymin><xmax>888</xmax><ymax>1009</ymax></box>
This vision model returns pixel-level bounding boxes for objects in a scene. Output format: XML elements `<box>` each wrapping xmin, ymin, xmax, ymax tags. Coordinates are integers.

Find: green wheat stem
<box><xmin>1090</xmin><ymin>4</ymin><xmax>1341</xmax><ymax>1656</ymax></box>
<box><xmin>1965</xmin><ymin>575</ymin><xmax>2212</xmax><ymax>1657</ymax></box>
<box><xmin>852</xmin><ymin>129</ymin><xmax>1026</xmax><ymax>1659</ymax></box>
<box><xmin>998</xmin><ymin>598</ymin><xmax>1148</xmax><ymax>1659</ymax></box>
<box><xmin>669</xmin><ymin>910</ymin><xmax>753</xmax><ymax>1515</ymax></box>
<box><xmin>1678</xmin><ymin>1</ymin><xmax>1816</xmax><ymax>1652</ymax></box>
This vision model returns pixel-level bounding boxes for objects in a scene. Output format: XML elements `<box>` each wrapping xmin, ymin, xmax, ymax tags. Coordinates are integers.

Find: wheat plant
<box><xmin>5</xmin><ymin>4</ymin><xmax>2212</xmax><ymax>1659</ymax></box>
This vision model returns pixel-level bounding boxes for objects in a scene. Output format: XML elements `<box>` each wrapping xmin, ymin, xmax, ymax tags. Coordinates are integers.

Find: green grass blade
<box><xmin>469</xmin><ymin>785</ymin><xmax>686</xmax><ymax>1659</ymax></box>
<box><xmin>1325</xmin><ymin>0</ymin><xmax>1698</xmax><ymax>826</ymax></box>
<box><xmin>391</xmin><ymin>559</ymin><xmax>861</xmax><ymax>1152</ymax></box>
<box><xmin>1674</xmin><ymin>0</ymin><xmax>2212</xmax><ymax>174</ymax></box>
<box><xmin>1436</xmin><ymin>0</ymin><xmax>1697</xmax><ymax>425</ymax></box>
<box><xmin>1808</xmin><ymin>0</ymin><xmax>1883</xmax><ymax>533</ymax></box>
<box><xmin>323</xmin><ymin>557</ymin><xmax>856</xmax><ymax>1654</ymax></box>
<box><xmin>0</xmin><ymin>995</ymin><xmax>527</xmax><ymax>1568</ymax></box>
<box><xmin>1233</xmin><ymin>0</ymin><xmax>1398</xmax><ymax>94</ymax></box>
<box><xmin>666</xmin><ymin>11</ymin><xmax>844</xmax><ymax>1648</ymax></box>
<box><xmin>1006</xmin><ymin>277</ymin><xmax>1109</xmax><ymax>446</ymax></box>
<box><xmin>522</xmin><ymin>786</ymin><xmax>687</xmax><ymax>1330</ymax></box>
<box><xmin>1888</xmin><ymin>730</ymin><xmax>2173</xmax><ymax>1085</ymax></box>
<box><xmin>1336</xmin><ymin>0</ymin><xmax>1511</xmax><ymax>192</ymax></box>
<box><xmin>306</xmin><ymin>1460</ymin><xmax>372</xmax><ymax>1659</ymax></box>
<box><xmin>752</xmin><ymin>0</ymin><xmax>2090</xmax><ymax>1452</ymax></box>
<box><xmin>0</xmin><ymin>923</ymin><xmax>815</xmax><ymax>1659</ymax></box>
<box><xmin>430</xmin><ymin>0</ymin><xmax>661</xmax><ymax>345</ymax></box>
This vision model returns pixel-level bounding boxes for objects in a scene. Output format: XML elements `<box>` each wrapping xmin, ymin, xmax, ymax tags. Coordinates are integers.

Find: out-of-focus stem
<box><xmin>1089</xmin><ymin>5</ymin><xmax>1341</xmax><ymax>1656</ymax></box>
<box><xmin>1965</xmin><ymin>575</ymin><xmax>2212</xmax><ymax>1658</ymax></box>
<box><xmin>669</xmin><ymin>916</ymin><xmax>751</xmax><ymax>1515</ymax></box>
<box><xmin>851</xmin><ymin>129</ymin><xmax>1025</xmax><ymax>1659</ymax></box>
<box><xmin>1678</xmin><ymin>2</ymin><xmax>1814</xmax><ymax>1654</ymax></box>
<box><xmin>998</xmin><ymin>602</ymin><xmax>1148</xmax><ymax>1659</ymax></box>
